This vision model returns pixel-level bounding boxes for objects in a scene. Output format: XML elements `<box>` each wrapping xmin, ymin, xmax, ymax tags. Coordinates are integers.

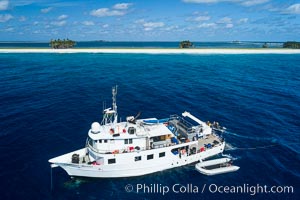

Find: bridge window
<box><xmin>88</xmin><ymin>137</ymin><xmax>96</xmax><ymax>148</ymax></box>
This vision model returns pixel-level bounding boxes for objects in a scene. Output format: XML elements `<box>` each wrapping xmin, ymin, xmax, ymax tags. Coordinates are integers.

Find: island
<box><xmin>179</xmin><ymin>40</ymin><xmax>194</xmax><ymax>48</ymax></box>
<box><xmin>49</xmin><ymin>39</ymin><xmax>76</xmax><ymax>49</ymax></box>
<box><xmin>1</xmin><ymin>48</ymin><xmax>300</xmax><ymax>54</ymax></box>
<box><xmin>262</xmin><ymin>43</ymin><xmax>268</xmax><ymax>48</ymax></box>
<box><xmin>283</xmin><ymin>41</ymin><xmax>300</xmax><ymax>49</ymax></box>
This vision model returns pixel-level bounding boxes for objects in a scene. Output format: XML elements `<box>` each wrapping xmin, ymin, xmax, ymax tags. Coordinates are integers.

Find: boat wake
<box><xmin>223</xmin><ymin>131</ymin><xmax>279</xmax><ymax>151</ymax></box>
<box><xmin>224</xmin><ymin>143</ymin><xmax>237</xmax><ymax>151</ymax></box>
<box><xmin>224</xmin><ymin>130</ymin><xmax>278</xmax><ymax>143</ymax></box>
<box><xmin>225</xmin><ymin>140</ymin><xmax>278</xmax><ymax>151</ymax></box>
<box><xmin>221</xmin><ymin>153</ymin><xmax>239</xmax><ymax>161</ymax></box>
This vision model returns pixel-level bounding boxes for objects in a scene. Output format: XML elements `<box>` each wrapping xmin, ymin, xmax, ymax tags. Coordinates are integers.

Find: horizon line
<box><xmin>0</xmin><ymin>40</ymin><xmax>287</xmax><ymax>43</ymax></box>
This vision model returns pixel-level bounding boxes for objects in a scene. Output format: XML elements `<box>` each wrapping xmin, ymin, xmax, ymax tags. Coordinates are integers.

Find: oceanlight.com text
<box><xmin>124</xmin><ymin>183</ymin><xmax>294</xmax><ymax>196</ymax></box>
<box><xmin>208</xmin><ymin>184</ymin><xmax>294</xmax><ymax>195</ymax></box>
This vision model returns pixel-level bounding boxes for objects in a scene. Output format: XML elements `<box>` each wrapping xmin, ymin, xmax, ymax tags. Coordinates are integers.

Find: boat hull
<box><xmin>52</xmin><ymin>142</ymin><xmax>225</xmax><ymax>178</ymax></box>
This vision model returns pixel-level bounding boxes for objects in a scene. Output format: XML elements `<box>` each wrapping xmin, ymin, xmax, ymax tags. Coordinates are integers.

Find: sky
<box><xmin>0</xmin><ymin>0</ymin><xmax>299</xmax><ymax>41</ymax></box>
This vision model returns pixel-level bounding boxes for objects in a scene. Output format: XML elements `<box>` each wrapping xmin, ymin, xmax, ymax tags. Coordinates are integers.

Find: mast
<box><xmin>112</xmin><ymin>85</ymin><xmax>118</xmax><ymax>124</ymax></box>
<box><xmin>101</xmin><ymin>85</ymin><xmax>118</xmax><ymax>125</ymax></box>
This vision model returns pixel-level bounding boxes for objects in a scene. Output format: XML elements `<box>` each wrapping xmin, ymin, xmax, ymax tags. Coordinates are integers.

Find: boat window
<box><xmin>88</xmin><ymin>139</ymin><xmax>92</xmax><ymax>146</ymax></box>
<box><xmin>135</xmin><ymin>156</ymin><xmax>141</xmax><ymax>161</ymax></box>
<box><xmin>113</xmin><ymin>133</ymin><xmax>120</xmax><ymax>137</ymax></box>
<box><xmin>99</xmin><ymin>140</ymin><xmax>102</xmax><ymax>143</ymax></box>
<box><xmin>159</xmin><ymin>152</ymin><xmax>165</xmax><ymax>157</ymax></box>
<box><xmin>128</xmin><ymin>127</ymin><xmax>136</xmax><ymax>135</ymax></box>
<box><xmin>124</xmin><ymin>139</ymin><xmax>133</xmax><ymax>144</ymax></box>
<box><xmin>147</xmin><ymin>154</ymin><xmax>154</xmax><ymax>160</ymax></box>
<box><xmin>108</xmin><ymin>158</ymin><xmax>116</xmax><ymax>164</ymax></box>
<box><xmin>171</xmin><ymin>148</ymin><xmax>179</xmax><ymax>155</ymax></box>
<box><xmin>88</xmin><ymin>137</ymin><xmax>94</xmax><ymax>147</ymax></box>
<box><xmin>104</xmin><ymin>140</ymin><xmax>108</xmax><ymax>143</ymax></box>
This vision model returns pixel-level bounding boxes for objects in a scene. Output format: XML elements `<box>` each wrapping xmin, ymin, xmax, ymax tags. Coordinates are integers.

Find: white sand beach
<box><xmin>1</xmin><ymin>48</ymin><xmax>300</xmax><ymax>54</ymax></box>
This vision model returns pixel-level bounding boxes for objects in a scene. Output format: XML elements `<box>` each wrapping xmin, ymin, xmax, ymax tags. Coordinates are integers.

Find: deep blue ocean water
<box><xmin>0</xmin><ymin>53</ymin><xmax>299</xmax><ymax>200</ymax></box>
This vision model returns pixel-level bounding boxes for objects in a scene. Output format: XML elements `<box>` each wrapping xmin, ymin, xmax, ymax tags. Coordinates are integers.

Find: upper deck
<box><xmin>88</xmin><ymin>118</ymin><xmax>174</xmax><ymax>140</ymax></box>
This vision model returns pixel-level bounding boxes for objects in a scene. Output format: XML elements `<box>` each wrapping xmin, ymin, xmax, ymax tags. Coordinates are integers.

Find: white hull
<box><xmin>49</xmin><ymin>87</ymin><xmax>231</xmax><ymax>178</ymax></box>
<box><xmin>196</xmin><ymin>166</ymin><xmax>240</xmax><ymax>176</ymax></box>
<box><xmin>51</xmin><ymin>142</ymin><xmax>225</xmax><ymax>178</ymax></box>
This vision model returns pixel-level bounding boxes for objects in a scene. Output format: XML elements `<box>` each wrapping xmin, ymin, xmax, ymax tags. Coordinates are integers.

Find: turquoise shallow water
<box><xmin>0</xmin><ymin>53</ymin><xmax>299</xmax><ymax>199</ymax></box>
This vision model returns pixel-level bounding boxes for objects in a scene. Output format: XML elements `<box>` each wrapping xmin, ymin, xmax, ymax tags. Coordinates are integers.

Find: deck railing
<box><xmin>87</xmin><ymin>143</ymin><xmax>148</xmax><ymax>154</ymax></box>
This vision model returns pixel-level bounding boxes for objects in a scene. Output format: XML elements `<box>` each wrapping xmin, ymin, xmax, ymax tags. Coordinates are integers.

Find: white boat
<box><xmin>195</xmin><ymin>158</ymin><xmax>240</xmax><ymax>176</ymax></box>
<box><xmin>49</xmin><ymin>86</ymin><xmax>227</xmax><ymax>178</ymax></box>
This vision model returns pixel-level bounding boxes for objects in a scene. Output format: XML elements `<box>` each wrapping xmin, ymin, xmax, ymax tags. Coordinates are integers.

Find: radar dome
<box><xmin>91</xmin><ymin>122</ymin><xmax>101</xmax><ymax>134</ymax></box>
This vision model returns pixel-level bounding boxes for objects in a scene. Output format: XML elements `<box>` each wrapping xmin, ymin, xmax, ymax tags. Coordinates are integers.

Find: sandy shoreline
<box><xmin>0</xmin><ymin>48</ymin><xmax>300</xmax><ymax>54</ymax></box>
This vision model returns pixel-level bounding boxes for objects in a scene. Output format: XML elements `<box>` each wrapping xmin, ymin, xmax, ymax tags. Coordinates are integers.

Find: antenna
<box><xmin>112</xmin><ymin>85</ymin><xmax>118</xmax><ymax>124</ymax></box>
<box><xmin>112</xmin><ymin>85</ymin><xmax>117</xmax><ymax>112</ymax></box>
<box><xmin>101</xmin><ymin>85</ymin><xmax>118</xmax><ymax>125</ymax></box>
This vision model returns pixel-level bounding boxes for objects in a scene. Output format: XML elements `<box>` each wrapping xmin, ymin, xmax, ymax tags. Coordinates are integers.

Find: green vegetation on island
<box><xmin>262</xmin><ymin>42</ymin><xmax>268</xmax><ymax>48</ymax></box>
<box><xmin>50</xmin><ymin>39</ymin><xmax>76</xmax><ymax>49</ymax></box>
<box><xmin>179</xmin><ymin>40</ymin><xmax>194</xmax><ymax>48</ymax></box>
<box><xmin>283</xmin><ymin>41</ymin><xmax>300</xmax><ymax>49</ymax></box>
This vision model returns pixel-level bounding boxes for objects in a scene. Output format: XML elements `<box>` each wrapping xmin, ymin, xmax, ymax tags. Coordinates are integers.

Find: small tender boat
<box><xmin>195</xmin><ymin>158</ymin><xmax>239</xmax><ymax>176</ymax></box>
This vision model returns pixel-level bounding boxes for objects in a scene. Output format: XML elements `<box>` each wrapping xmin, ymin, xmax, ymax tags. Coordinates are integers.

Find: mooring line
<box><xmin>224</xmin><ymin>130</ymin><xmax>276</xmax><ymax>142</ymax></box>
<box><xmin>226</xmin><ymin>144</ymin><xmax>278</xmax><ymax>151</ymax></box>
